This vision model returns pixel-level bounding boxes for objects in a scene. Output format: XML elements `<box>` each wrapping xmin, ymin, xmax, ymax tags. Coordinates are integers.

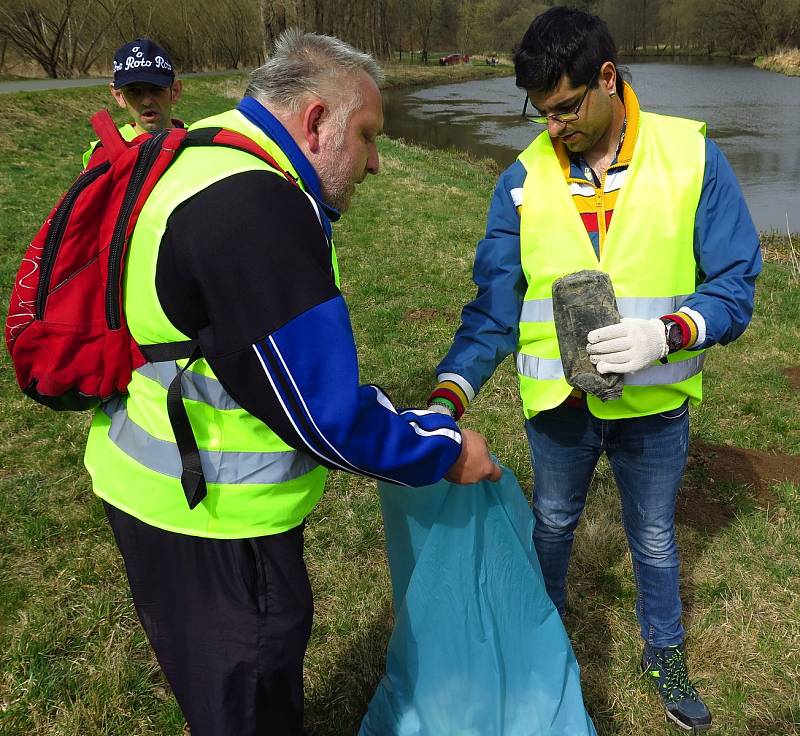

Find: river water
<box><xmin>383</xmin><ymin>60</ymin><xmax>800</xmax><ymax>232</ymax></box>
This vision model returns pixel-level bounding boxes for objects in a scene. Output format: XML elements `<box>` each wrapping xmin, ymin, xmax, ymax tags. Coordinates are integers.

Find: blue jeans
<box><xmin>526</xmin><ymin>401</ymin><xmax>689</xmax><ymax>648</ymax></box>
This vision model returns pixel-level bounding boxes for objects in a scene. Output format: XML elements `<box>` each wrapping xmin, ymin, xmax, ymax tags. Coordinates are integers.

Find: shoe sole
<box><xmin>665</xmin><ymin>709</ymin><xmax>712</xmax><ymax>733</ymax></box>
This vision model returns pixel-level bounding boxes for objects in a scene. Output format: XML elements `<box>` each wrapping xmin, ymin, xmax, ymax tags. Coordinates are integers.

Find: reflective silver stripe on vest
<box><xmin>519</xmin><ymin>295</ymin><xmax>689</xmax><ymax>323</ymax></box>
<box><xmin>622</xmin><ymin>354</ymin><xmax>705</xmax><ymax>385</ymax></box>
<box><xmin>516</xmin><ymin>352</ymin><xmax>704</xmax><ymax>385</ymax></box>
<box><xmin>136</xmin><ymin>362</ymin><xmax>240</xmax><ymax>411</ymax></box>
<box><xmin>515</xmin><ymin>353</ymin><xmax>565</xmax><ymax>381</ymax></box>
<box><xmin>103</xmin><ymin>398</ymin><xmax>318</xmax><ymax>484</ymax></box>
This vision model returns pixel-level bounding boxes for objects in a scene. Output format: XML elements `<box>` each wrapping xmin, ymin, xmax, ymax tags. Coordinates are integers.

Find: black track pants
<box><xmin>104</xmin><ymin>502</ymin><xmax>313</xmax><ymax>736</ymax></box>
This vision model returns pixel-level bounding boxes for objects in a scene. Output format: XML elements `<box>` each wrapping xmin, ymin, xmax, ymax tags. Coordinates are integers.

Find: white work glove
<box><xmin>586</xmin><ymin>317</ymin><xmax>668</xmax><ymax>375</ymax></box>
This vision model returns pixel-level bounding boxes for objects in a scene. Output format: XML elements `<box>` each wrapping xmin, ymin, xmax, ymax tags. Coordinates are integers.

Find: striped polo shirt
<box><xmin>554</xmin><ymin>84</ymin><xmax>700</xmax><ymax>347</ymax></box>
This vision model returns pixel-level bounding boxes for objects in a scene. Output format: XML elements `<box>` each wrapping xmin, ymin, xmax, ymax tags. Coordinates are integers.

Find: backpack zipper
<box><xmin>35</xmin><ymin>162</ymin><xmax>111</xmax><ymax>319</ymax></box>
<box><xmin>105</xmin><ymin>129</ymin><xmax>170</xmax><ymax>330</ymax></box>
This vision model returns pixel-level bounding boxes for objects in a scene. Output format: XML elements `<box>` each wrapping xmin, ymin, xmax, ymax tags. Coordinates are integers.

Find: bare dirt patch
<box><xmin>694</xmin><ymin>441</ymin><xmax>799</xmax><ymax>490</ymax></box>
<box><xmin>783</xmin><ymin>366</ymin><xmax>800</xmax><ymax>390</ymax></box>
<box><xmin>681</xmin><ymin>442</ymin><xmax>799</xmax><ymax>527</ymax></box>
<box><xmin>690</xmin><ymin>441</ymin><xmax>799</xmax><ymax>492</ymax></box>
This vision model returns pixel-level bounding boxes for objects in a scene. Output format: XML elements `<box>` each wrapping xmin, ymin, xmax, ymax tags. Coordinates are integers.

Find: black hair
<box><xmin>514</xmin><ymin>7</ymin><xmax>624</xmax><ymax>97</ymax></box>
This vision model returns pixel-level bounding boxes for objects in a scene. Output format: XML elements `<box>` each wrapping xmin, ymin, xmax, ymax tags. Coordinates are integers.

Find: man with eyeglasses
<box><xmin>426</xmin><ymin>6</ymin><xmax>760</xmax><ymax>732</ymax></box>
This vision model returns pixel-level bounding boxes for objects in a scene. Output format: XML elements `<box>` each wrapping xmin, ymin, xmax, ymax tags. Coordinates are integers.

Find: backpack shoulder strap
<box><xmin>133</xmin><ymin>128</ymin><xmax>299</xmax><ymax>512</ymax></box>
<box><xmin>90</xmin><ymin>109</ymin><xmax>129</xmax><ymax>162</ymax></box>
<box><xmin>184</xmin><ymin>127</ymin><xmax>299</xmax><ymax>187</ymax></box>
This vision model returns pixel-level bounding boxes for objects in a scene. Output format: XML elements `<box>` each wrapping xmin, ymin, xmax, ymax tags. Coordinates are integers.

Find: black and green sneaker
<box><xmin>641</xmin><ymin>643</ymin><xmax>712</xmax><ymax>732</ymax></box>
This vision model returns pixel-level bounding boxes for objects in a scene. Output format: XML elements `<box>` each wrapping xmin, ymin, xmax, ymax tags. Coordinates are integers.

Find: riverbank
<box><xmin>620</xmin><ymin>48</ymin><xmax>756</xmax><ymax>61</ymax></box>
<box><xmin>1</xmin><ymin>80</ymin><xmax>798</xmax><ymax>736</ymax></box>
<box><xmin>755</xmin><ymin>48</ymin><xmax>800</xmax><ymax>76</ymax></box>
<box><xmin>381</xmin><ymin>59</ymin><xmax>512</xmax><ymax>89</ymax></box>
<box><xmin>0</xmin><ymin>59</ymin><xmax>512</xmax><ymax>95</ymax></box>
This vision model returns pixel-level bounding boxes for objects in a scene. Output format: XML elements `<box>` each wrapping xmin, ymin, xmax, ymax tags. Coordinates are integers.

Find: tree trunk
<box><xmin>260</xmin><ymin>0</ymin><xmax>271</xmax><ymax>62</ymax></box>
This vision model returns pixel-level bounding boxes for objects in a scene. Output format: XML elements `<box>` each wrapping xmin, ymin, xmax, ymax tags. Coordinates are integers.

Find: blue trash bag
<box><xmin>359</xmin><ymin>466</ymin><xmax>596</xmax><ymax>736</ymax></box>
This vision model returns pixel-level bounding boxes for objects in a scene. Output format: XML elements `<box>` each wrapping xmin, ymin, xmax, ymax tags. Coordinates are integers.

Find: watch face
<box><xmin>666</xmin><ymin>321</ymin><xmax>683</xmax><ymax>351</ymax></box>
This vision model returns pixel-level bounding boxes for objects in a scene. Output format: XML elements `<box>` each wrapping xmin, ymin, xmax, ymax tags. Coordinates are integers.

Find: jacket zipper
<box><xmin>597</xmin><ymin>170</ymin><xmax>607</xmax><ymax>256</ymax></box>
<box><xmin>35</xmin><ymin>162</ymin><xmax>111</xmax><ymax>319</ymax></box>
<box><xmin>105</xmin><ymin>129</ymin><xmax>170</xmax><ymax>330</ymax></box>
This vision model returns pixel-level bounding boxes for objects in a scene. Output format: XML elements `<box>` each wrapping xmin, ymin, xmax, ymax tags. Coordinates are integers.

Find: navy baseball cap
<box><xmin>113</xmin><ymin>38</ymin><xmax>175</xmax><ymax>89</ymax></box>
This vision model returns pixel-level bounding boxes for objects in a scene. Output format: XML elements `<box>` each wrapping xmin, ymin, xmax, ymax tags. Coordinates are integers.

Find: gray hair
<box><xmin>246</xmin><ymin>29</ymin><xmax>384</xmax><ymax>137</ymax></box>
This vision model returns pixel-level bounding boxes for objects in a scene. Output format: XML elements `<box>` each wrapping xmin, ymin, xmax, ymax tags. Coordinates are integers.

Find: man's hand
<box><xmin>445</xmin><ymin>429</ymin><xmax>502</xmax><ymax>484</ymax></box>
<box><xmin>586</xmin><ymin>317</ymin><xmax>668</xmax><ymax>374</ymax></box>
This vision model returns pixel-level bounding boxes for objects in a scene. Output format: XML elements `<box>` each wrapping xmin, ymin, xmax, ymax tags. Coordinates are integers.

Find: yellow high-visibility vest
<box><xmin>82</xmin><ymin>124</ymin><xmax>137</xmax><ymax>168</ymax></box>
<box><xmin>85</xmin><ymin>109</ymin><xmax>335</xmax><ymax>538</ymax></box>
<box><xmin>516</xmin><ymin>110</ymin><xmax>706</xmax><ymax>419</ymax></box>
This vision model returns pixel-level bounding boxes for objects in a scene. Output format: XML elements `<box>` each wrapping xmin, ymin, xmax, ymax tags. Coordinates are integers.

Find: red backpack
<box><xmin>5</xmin><ymin>110</ymin><xmax>297</xmax><ymax>507</ymax></box>
<box><xmin>6</xmin><ymin>109</ymin><xmax>295</xmax><ymax>407</ymax></box>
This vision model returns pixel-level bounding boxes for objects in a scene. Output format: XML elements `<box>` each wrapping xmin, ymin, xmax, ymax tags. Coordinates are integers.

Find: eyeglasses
<box><xmin>522</xmin><ymin>70</ymin><xmax>600</xmax><ymax>125</ymax></box>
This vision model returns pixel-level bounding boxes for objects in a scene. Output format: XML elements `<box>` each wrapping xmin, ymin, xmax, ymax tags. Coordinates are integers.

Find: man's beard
<box><xmin>316</xmin><ymin>138</ymin><xmax>357</xmax><ymax>213</ymax></box>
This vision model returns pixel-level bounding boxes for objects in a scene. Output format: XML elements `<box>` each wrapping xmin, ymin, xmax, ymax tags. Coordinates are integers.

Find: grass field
<box><xmin>1</xmin><ymin>71</ymin><xmax>799</xmax><ymax>736</ymax></box>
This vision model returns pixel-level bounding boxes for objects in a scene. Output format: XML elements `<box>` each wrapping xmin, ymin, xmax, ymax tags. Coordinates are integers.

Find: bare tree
<box><xmin>259</xmin><ymin>0</ymin><xmax>300</xmax><ymax>62</ymax></box>
<box><xmin>0</xmin><ymin>0</ymin><xmax>130</xmax><ymax>77</ymax></box>
<box><xmin>0</xmin><ymin>33</ymin><xmax>8</xmax><ymax>72</ymax></box>
<box><xmin>4</xmin><ymin>0</ymin><xmax>799</xmax><ymax>78</ymax></box>
<box><xmin>411</xmin><ymin>0</ymin><xmax>440</xmax><ymax>64</ymax></box>
<box><xmin>97</xmin><ymin>0</ymin><xmax>154</xmax><ymax>49</ymax></box>
<box><xmin>709</xmin><ymin>0</ymin><xmax>800</xmax><ymax>53</ymax></box>
<box><xmin>62</xmin><ymin>1</ymin><xmax>124</xmax><ymax>75</ymax></box>
<box><xmin>0</xmin><ymin>0</ymin><xmax>75</xmax><ymax>77</ymax></box>
<box><xmin>209</xmin><ymin>0</ymin><xmax>260</xmax><ymax>68</ymax></box>
<box><xmin>456</xmin><ymin>0</ymin><xmax>477</xmax><ymax>53</ymax></box>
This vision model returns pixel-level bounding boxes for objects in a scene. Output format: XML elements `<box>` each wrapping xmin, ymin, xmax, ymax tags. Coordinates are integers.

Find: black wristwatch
<box><xmin>661</xmin><ymin>318</ymin><xmax>684</xmax><ymax>353</ymax></box>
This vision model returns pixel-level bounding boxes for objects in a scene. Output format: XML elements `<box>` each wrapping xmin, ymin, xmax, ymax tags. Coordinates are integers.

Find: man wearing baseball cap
<box><xmin>82</xmin><ymin>38</ymin><xmax>183</xmax><ymax>167</ymax></box>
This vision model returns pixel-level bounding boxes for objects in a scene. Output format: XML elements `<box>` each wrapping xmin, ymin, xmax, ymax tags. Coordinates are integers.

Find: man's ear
<box><xmin>110</xmin><ymin>83</ymin><xmax>127</xmax><ymax>110</ymax></box>
<box><xmin>599</xmin><ymin>61</ymin><xmax>617</xmax><ymax>95</ymax></box>
<box><xmin>171</xmin><ymin>80</ymin><xmax>183</xmax><ymax>103</ymax></box>
<box><xmin>301</xmin><ymin>100</ymin><xmax>326</xmax><ymax>154</ymax></box>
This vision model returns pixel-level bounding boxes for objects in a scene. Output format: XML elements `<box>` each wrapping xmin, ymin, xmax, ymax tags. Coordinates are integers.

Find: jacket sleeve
<box><xmin>240</xmin><ymin>296</ymin><xmax>463</xmax><ymax>486</ymax></box>
<box><xmin>157</xmin><ymin>170</ymin><xmax>462</xmax><ymax>488</ymax></box>
<box><xmin>434</xmin><ymin>160</ymin><xmax>527</xmax><ymax>405</ymax></box>
<box><xmin>680</xmin><ymin>139</ymin><xmax>762</xmax><ymax>348</ymax></box>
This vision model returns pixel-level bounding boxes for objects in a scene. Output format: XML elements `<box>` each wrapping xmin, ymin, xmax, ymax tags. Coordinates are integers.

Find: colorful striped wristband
<box><xmin>428</xmin><ymin>381</ymin><xmax>468</xmax><ymax>420</ymax></box>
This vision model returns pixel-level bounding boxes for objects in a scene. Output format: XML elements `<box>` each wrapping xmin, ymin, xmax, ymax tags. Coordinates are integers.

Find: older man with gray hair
<box><xmin>86</xmin><ymin>28</ymin><xmax>500</xmax><ymax>736</ymax></box>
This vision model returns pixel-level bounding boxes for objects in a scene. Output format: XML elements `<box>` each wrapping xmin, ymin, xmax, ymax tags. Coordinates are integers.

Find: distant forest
<box><xmin>2</xmin><ymin>0</ymin><xmax>799</xmax><ymax>78</ymax></box>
